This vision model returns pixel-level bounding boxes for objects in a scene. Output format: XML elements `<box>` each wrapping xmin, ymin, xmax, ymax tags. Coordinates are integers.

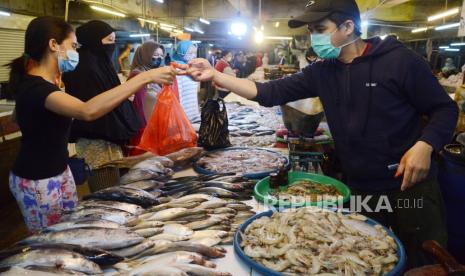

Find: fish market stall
<box><xmin>0</xmin><ymin>145</ymin><xmax>407</xmax><ymax>276</ymax></box>
<box><xmin>0</xmin><ymin>147</ymin><xmax>279</xmax><ymax>275</ymax></box>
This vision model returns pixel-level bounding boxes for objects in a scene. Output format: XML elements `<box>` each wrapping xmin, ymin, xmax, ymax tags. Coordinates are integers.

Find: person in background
<box><xmin>8</xmin><ymin>17</ymin><xmax>175</xmax><ymax>232</ymax></box>
<box><xmin>441</xmin><ymin>57</ymin><xmax>458</xmax><ymax>78</ymax></box>
<box><xmin>214</xmin><ymin>49</ymin><xmax>236</xmax><ymax>98</ymax></box>
<box><xmin>277</xmin><ymin>51</ymin><xmax>286</xmax><ymax>65</ymax></box>
<box><xmin>118</xmin><ymin>43</ymin><xmax>133</xmax><ymax>77</ymax></box>
<box><xmin>262</xmin><ymin>52</ymin><xmax>269</xmax><ymax>67</ymax></box>
<box><xmin>256</xmin><ymin>52</ymin><xmax>263</xmax><ymax>68</ymax></box>
<box><xmin>127</xmin><ymin>41</ymin><xmax>165</xmax><ymax>155</ymax></box>
<box><xmin>172</xmin><ymin>40</ymin><xmax>200</xmax><ymax>122</ymax></box>
<box><xmin>62</xmin><ymin>21</ymin><xmax>141</xmax><ymax>169</ymax></box>
<box><xmin>305</xmin><ymin>48</ymin><xmax>319</xmax><ymax>64</ymax></box>
<box><xmin>244</xmin><ymin>53</ymin><xmax>257</xmax><ymax>76</ymax></box>
<box><xmin>233</xmin><ymin>52</ymin><xmax>247</xmax><ymax>78</ymax></box>
<box><xmin>164</xmin><ymin>53</ymin><xmax>171</xmax><ymax>66</ymax></box>
<box><xmin>208</xmin><ymin>50</ymin><xmax>220</xmax><ymax>66</ymax></box>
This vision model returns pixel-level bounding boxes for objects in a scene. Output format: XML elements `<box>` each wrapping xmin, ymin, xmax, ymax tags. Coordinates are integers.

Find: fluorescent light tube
<box><xmin>90</xmin><ymin>5</ymin><xmax>126</xmax><ymax>17</ymax></box>
<box><xmin>435</xmin><ymin>22</ymin><xmax>460</xmax><ymax>31</ymax></box>
<box><xmin>428</xmin><ymin>8</ymin><xmax>459</xmax><ymax>22</ymax></box>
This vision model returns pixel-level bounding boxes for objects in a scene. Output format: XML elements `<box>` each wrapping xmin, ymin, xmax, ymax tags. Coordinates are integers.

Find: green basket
<box><xmin>254</xmin><ymin>171</ymin><xmax>351</xmax><ymax>208</ymax></box>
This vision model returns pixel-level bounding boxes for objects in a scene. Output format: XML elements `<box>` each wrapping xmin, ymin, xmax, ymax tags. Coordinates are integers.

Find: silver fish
<box><xmin>119</xmin><ymin>168</ymin><xmax>172</xmax><ymax>184</ymax></box>
<box><xmin>134</xmin><ymin>251</ymin><xmax>212</xmax><ymax>268</ymax></box>
<box><xmin>78</xmin><ymin>200</ymin><xmax>143</xmax><ymax>215</ymax></box>
<box><xmin>225</xmin><ymin>203</ymin><xmax>253</xmax><ymax>211</ymax></box>
<box><xmin>149</xmin><ymin>233</ymin><xmax>191</xmax><ymax>242</ymax></box>
<box><xmin>188</xmin><ymin>237</ymin><xmax>222</xmax><ymax>247</ymax></box>
<box><xmin>62</xmin><ymin>208</ymin><xmax>132</xmax><ymax>225</ymax></box>
<box><xmin>134</xmin><ymin>228</ymin><xmax>163</xmax><ymax>238</ymax></box>
<box><xmin>151</xmin><ymin>241</ymin><xmax>226</xmax><ymax>258</ymax></box>
<box><xmin>195</xmin><ymin>199</ymin><xmax>227</xmax><ymax>210</ymax></box>
<box><xmin>0</xmin><ymin>266</ymin><xmax>85</xmax><ymax>276</ymax></box>
<box><xmin>186</xmin><ymin>217</ymin><xmax>223</xmax><ymax>230</ymax></box>
<box><xmin>162</xmin><ymin>224</ymin><xmax>194</xmax><ymax>237</ymax></box>
<box><xmin>0</xmin><ymin>248</ymin><xmax>102</xmax><ymax>274</ymax></box>
<box><xmin>194</xmin><ymin>187</ymin><xmax>240</xmax><ymax>199</ymax></box>
<box><xmin>148</xmin><ymin>201</ymin><xmax>201</xmax><ymax>213</ymax></box>
<box><xmin>173</xmin><ymin>263</ymin><xmax>232</xmax><ymax>276</ymax></box>
<box><xmin>171</xmin><ymin>194</ymin><xmax>214</xmax><ymax>204</ymax></box>
<box><xmin>128</xmin><ymin>265</ymin><xmax>188</xmax><ymax>276</ymax></box>
<box><xmin>111</xmin><ymin>239</ymin><xmax>155</xmax><ymax>258</ymax></box>
<box><xmin>202</xmin><ymin>225</ymin><xmax>231</xmax><ymax>231</ymax></box>
<box><xmin>121</xmin><ymin>180</ymin><xmax>165</xmax><ymax>191</ymax></box>
<box><xmin>45</xmin><ymin>218</ymin><xmax>121</xmax><ymax>232</ymax></box>
<box><xmin>213</xmin><ymin>207</ymin><xmax>237</xmax><ymax>214</ymax></box>
<box><xmin>171</xmin><ymin>214</ymin><xmax>210</xmax><ymax>223</ymax></box>
<box><xmin>220</xmin><ymin>235</ymin><xmax>234</xmax><ymax>245</ymax></box>
<box><xmin>131</xmin><ymin>221</ymin><xmax>165</xmax><ymax>230</ymax></box>
<box><xmin>148</xmin><ymin>208</ymin><xmax>206</xmax><ymax>221</ymax></box>
<box><xmin>191</xmin><ymin>230</ymin><xmax>228</xmax><ymax>239</ymax></box>
<box><xmin>20</xmin><ymin>228</ymin><xmax>144</xmax><ymax>250</ymax></box>
<box><xmin>132</xmin><ymin>158</ymin><xmax>172</xmax><ymax>172</ymax></box>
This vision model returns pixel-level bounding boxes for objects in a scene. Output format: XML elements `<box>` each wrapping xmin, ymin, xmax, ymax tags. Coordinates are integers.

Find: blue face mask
<box><xmin>58</xmin><ymin>49</ymin><xmax>79</xmax><ymax>73</ymax></box>
<box><xmin>311</xmin><ymin>26</ymin><xmax>359</xmax><ymax>59</ymax></box>
<box><xmin>151</xmin><ymin>57</ymin><xmax>163</xmax><ymax>69</ymax></box>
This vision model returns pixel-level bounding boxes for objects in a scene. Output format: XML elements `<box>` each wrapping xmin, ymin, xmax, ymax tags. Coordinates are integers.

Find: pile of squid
<box><xmin>240</xmin><ymin>207</ymin><xmax>398</xmax><ymax>276</ymax></box>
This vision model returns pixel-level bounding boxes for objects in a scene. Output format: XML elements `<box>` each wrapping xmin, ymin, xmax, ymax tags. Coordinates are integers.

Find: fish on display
<box><xmin>146</xmin><ymin>241</ymin><xmax>226</xmax><ymax>258</ymax></box>
<box><xmin>119</xmin><ymin>168</ymin><xmax>173</xmax><ymax>185</ymax></box>
<box><xmin>83</xmin><ymin>186</ymin><xmax>159</xmax><ymax>208</ymax></box>
<box><xmin>61</xmin><ymin>207</ymin><xmax>132</xmax><ymax>225</ymax></box>
<box><xmin>0</xmin><ymin>243</ymin><xmax>123</xmax><ymax>266</ymax></box>
<box><xmin>44</xmin><ymin>218</ymin><xmax>122</xmax><ymax>232</ymax></box>
<box><xmin>77</xmin><ymin>200</ymin><xmax>144</xmax><ymax>215</ymax></box>
<box><xmin>0</xmin><ymin>266</ymin><xmax>87</xmax><ymax>275</ymax></box>
<box><xmin>19</xmin><ymin>227</ymin><xmax>144</xmax><ymax>250</ymax></box>
<box><xmin>132</xmin><ymin>158</ymin><xmax>172</xmax><ymax>172</ymax></box>
<box><xmin>193</xmin><ymin>187</ymin><xmax>241</xmax><ymax>199</ymax></box>
<box><xmin>165</xmin><ymin>147</ymin><xmax>204</xmax><ymax>168</ymax></box>
<box><xmin>110</xmin><ymin>239</ymin><xmax>155</xmax><ymax>258</ymax></box>
<box><xmin>0</xmin><ymin>248</ymin><xmax>102</xmax><ymax>274</ymax></box>
<box><xmin>120</xmin><ymin>180</ymin><xmax>165</xmax><ymax>191</ymax></box>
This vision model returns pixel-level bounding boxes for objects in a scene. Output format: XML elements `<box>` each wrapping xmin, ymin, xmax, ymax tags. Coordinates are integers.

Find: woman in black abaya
<box><xmin>63</xmin><ymin>21</ymin><xmax>141</xmax><ymax>186</ymax></box>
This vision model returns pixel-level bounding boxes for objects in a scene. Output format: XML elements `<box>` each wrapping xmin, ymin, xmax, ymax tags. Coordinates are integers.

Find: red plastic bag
<box><xmin>138</xmin><ymin>77</ymin><xmax>197</xmax><ymax>155</ymax></box>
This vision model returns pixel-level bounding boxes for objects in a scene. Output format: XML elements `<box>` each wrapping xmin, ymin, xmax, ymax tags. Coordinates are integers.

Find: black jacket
<box><xmin>255</xmin><ymin>36</ymin><xmax>459</xmax><ymax>191</ymax></box>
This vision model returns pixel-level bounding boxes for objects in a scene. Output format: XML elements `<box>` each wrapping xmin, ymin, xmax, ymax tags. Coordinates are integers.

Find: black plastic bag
<box><xmin>198</xmin><ymin>93</ymin><xmax>232</xmax><ymax>149</ymax></box>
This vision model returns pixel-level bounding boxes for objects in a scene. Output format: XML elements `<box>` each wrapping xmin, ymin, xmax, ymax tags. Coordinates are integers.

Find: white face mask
<box><xmin>184</xmin><ymin>53</ymin><xmax>197</xmax><ymax>62</ymax></box>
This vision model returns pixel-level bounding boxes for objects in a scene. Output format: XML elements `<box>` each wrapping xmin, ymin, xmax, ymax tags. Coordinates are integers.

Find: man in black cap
<box><xmin>182</xmin><ymin>0</ymin><xmax>459</xmax><ymax>268</ymax></box>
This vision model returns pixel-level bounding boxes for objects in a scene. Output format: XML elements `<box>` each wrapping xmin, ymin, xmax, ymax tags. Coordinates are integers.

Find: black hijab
<box><xmin>63</xmin><ymin>20</ymin><xmax>141</xmax><ymax>144</ymax></box>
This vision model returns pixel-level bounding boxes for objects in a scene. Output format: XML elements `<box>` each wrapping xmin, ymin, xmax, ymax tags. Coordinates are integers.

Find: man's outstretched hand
<box><xmin>176</xmin><ymin>58</ymin><xmax>216</xmax><ymax>82</ymax></box>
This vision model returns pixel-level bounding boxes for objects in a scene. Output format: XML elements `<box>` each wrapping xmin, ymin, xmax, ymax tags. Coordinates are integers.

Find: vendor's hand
<box><xmin>184</xmin><ymin>58</ymin><xmax>217</xmax><ymax>82</ymax></box>
<box><xmin>395</xmin><ymin>141</ymin><xmax>433</xmax><ymax>191</ymax></box>
<box><xmin>147</xmin><ymin>66</ymin><xmax>177</xmax><ymax>85</ymax></box>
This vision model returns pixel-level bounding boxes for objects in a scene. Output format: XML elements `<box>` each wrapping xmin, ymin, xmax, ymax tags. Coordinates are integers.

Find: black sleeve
<box><xmin>402</xmin><ymin>54</ymin><xmax>459</xmax><ymax>151</ymax></box>
<box><xmin>33</xmin><ymin>79</ymin><xmax>61</xmax><ymax>108</ymax></box>
<box><xmin>254</xmin><ymin>65</ymin><xmax>318</xmax><ymax>107</ymax></box>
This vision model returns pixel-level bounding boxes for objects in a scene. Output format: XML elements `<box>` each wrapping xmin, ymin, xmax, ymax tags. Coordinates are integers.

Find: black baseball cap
<box><xmin>288</xmin><ymin>0</ymin><xmax>361</xmax><ymax>28</ymax></box>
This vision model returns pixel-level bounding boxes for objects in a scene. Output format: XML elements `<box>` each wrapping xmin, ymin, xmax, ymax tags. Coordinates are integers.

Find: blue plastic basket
<box><xmin>193</xmin><ymin>147</ymin><xmax>289</xmax><ymax>179</ymax></box>
<box><xmin>234</xmin><ymin>209</ymin><xmax>406</xmax><ymax>276</ymax></box>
